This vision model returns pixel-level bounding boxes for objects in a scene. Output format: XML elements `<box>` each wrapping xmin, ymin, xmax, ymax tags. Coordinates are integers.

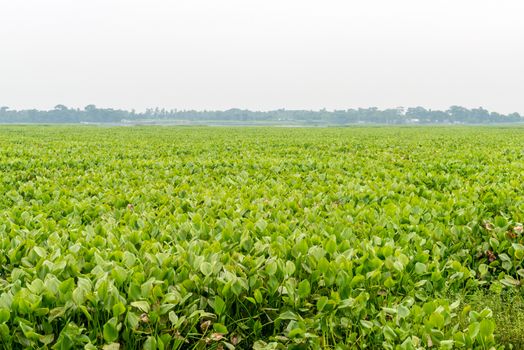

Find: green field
<box><xmin>1</xmin><ymin>126</ymin><xmax>524</xmax><ymax>349</ymax></box>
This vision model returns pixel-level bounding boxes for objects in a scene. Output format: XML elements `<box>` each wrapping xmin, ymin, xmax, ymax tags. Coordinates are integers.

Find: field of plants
<box><xmin>1</xmin><ymin>125</ymin><xmax>524</xmax><ymax>349</ymax></box>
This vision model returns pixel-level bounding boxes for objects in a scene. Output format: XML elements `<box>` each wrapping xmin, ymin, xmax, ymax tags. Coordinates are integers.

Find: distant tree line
<box><xmin>0</xmin><ymin>105</ymin><xmax>522</xmax><ymax>124</ymax></box>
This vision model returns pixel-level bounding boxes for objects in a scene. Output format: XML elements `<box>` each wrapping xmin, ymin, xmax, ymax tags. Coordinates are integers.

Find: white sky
<box><xmin>0</xmin><ymin>0</ymin><xmax>523</xmax><ymax>113</ymax></box>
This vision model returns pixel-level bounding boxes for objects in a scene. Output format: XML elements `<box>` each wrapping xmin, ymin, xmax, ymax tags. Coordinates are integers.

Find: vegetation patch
<box><xmin>0</xmin><ymin>126</ymin><xmax>523</xmax><ymax>349</ymax></box>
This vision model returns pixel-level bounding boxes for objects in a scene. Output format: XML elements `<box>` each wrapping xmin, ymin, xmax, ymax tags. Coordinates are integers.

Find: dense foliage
<box><xmin>1</xmin><ymin>126</ymin><xmax>523</xmax><ymax>349</ymax></box>
<box><xmin>0</xmin><ymin>105</ymin><xmax>522</xmax><ymax>124</ymax></box>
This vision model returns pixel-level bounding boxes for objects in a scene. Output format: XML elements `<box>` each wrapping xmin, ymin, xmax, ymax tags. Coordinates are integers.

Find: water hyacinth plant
<box><xmin>0</xmin><ymin>126</ymin><xmax>523</xmax><ymax>349</ymax></box>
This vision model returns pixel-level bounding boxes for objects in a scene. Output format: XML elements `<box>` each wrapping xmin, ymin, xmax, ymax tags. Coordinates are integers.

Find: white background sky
<box><xmin>0</xmin><ymin>0</ymin><xmax>523</xmax><ymax>113</ymax></box>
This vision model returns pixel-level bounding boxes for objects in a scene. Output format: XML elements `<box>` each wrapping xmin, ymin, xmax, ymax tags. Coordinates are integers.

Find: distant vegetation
<box><xmin>0</xmin><ymin>105</ymin><xmax>522</xmax><ymax>124</ymax></box>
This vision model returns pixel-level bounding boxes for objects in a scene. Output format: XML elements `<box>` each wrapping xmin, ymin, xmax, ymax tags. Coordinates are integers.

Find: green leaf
<box><xmin>112</xmin><ymin>303</ymin><xmax>126</xmax><ymax>317</ymax></box>
<box><xmin>38</xmin><ymin>334</ymin><xmax>54</xmax><ymax>345</ymax></box>
<box><xmin>130</xmin><ymin>301</ymin><xmax>150</xmax><ymax>313</ymax></box>
<box><xmin>325</xmin><ymin>239</ymin><xmax>337</xmax><ymax>255</ymax></box>
<box><xmin>297</xmin><ymin>280</ymin><xmax>311</xmax><ymax>298</ymax></box>
<box><xmin>213</xmin><ymin>323</ymin><xmax>228</xmax><ymax>334</ymax></box>
<box><xmin>279</xmin><ymin>311</ymin><xmax>299</xmax><ymax>320</ymax></box>
<box><xmin>284</xmin><ymin>261</ymin><xmax>296</xmax><ymax>276</ymax></box>
<box><xmin>317</xmin><ymin>296</ymin><xmax>328</xmax><ymax>311</ymax></box>
<box><xmin>213</xmin><ymin>296</ymin><xmax>226</xmax><ymax>316</ymax></box>
<box><xmin>414</xmin><ymin>262</ymin><xmax>426</xmax><ymax>274</ymax></box>
<box><xmin>0</xmin><ymin>324</ymin><xmax>9</xmax><ymax>342</ymax></box>
<box><xmin>59</xmin><ymin>278</ymin><xmax>75</xmax><ymax>294</ymax></box>
<box><xmin>495</xmin><ymin>216</ymin><xmax>507</xmax><ymax>228</ymax></box>
<box><xmin>168</xmin><ymin>311</ymin><xmax>178</xmax><ymax>326</ymax></box>
<box><xmin>0</xmin><ymin>309</ymin><xmax>9</xmax><ymax>323</ymax></box>
<box><xmin>125</xmin><ymin>312</ymin><xmax>139</xmax><ymax>329</ymax></box>
<box><xmin>265</xmin><ymin>261</ymin><xmax>277</xmax><ymax>276</ymax></box>
<box><xmin>428</xmin><ymin>312</ymin><xmax>445</xmax><ymax>328</ymax></box>
<box><xmin>200</xmin><ymin>262</ymin><xmax>213</xmax><ymax>276</ymax></box>
<box><xmin>360</xmin><ymin>320</ymin><xmax>373</xmax><ymax>329</ymax></box>
<box><xmin>513</xmin><ymin>243</ymin><xmax>524</xmax><ymax>260</ymax></box>
<box><xmin>33</xmin><ymin>246</ymin><xmax>46</xmax><ymax>258</ymax></box>
<box><xmin>255</xmin><ymin>219</ymin><xmax>268</xmax><ymax>232</ymax></box>
<box><xmin>111</xmin><ymin>266</ymin><xmax>128</xmax><ymax>285</ymax></box>
<box><xmin>103</xmin><ymin>317</ymin><xmax>120</xmax><ymax>343</ymax></box>
<box><xmin>398</xmin><ymin>305</ymin><xmax>410</xmax><ymax>318</ymax></box>
<box><xmin>143</xmin><ymin>336</ymin><xmax>157</xmax><ymax>350</ymax></box>
<box><xmin>254</xmin><ymin>289</ymin><xmax>263</xmax><ymax>304</ymax></box>
<box><xmin>479</xmin><ymin>319</ymin><xmax>495</xmax><ymax>337</ymax></box>
<box><xmin>383</xmin><ymin>325</ymin><xmax>396</xmax><ymax>340</ymax></box>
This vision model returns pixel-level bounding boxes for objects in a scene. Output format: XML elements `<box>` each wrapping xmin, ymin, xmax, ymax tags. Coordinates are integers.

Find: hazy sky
<box><xmin>1</xmin><ymin>0</ymin><xmax>523</xmax><ymax>113</ymax></box>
